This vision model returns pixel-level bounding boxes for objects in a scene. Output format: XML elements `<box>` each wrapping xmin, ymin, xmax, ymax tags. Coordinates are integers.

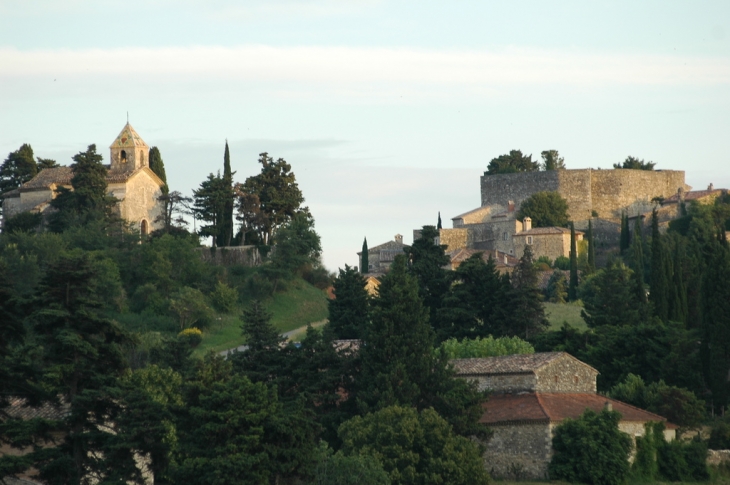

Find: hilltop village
<box><xmin>1</xmin><ymin>132</ymin><xmax>730</xmax><ymax>485</ymax></box>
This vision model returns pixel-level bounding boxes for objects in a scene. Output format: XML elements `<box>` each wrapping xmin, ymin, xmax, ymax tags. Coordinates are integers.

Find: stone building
<box><xmin>447</xmin><ymin>247</ymin><xmax>518</xmax><ymax>274</ymax></box>
<box><xmin>452</xmin><ymin>352</ymin><xmax>676</xmax><ymax>479</ymax></box>
<box><xmin>357</xmin><ymin>234</ymin><xmax>409</xmax><ymax>273</ymax></box>
<box><xmin>1</xmin><ymin>122</ymin><xmax>165</xmax><ymax>235</ymax></box>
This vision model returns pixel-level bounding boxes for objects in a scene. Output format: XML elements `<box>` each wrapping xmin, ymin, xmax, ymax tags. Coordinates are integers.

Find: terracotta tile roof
<box><xmin>3</xmin><ymin>397</ymin><xmax>69</xmax><ymax>421</ymax></box>
<box><xmin>451</xmin><ymin>352</ymin><xmax>568</xmax><ymax>375</ymax></box>
<box><xmin>665</xmin><ymin>189</ymin><xmax>726</xmax><ymax>203</ymax></box>
<box><xmin>20</xmin><ymin>166</ymin><xmax>139</xmax><ymax>190</ymax></box>
<box><xmin>515</xmin><ymin>227</ymin><xmax>584</xmax><ymax>236</ymax></box>
<box><xmin>480</xmin><ymin>392</ymin><xmax>677</xmax><ymax>429</ymax></box>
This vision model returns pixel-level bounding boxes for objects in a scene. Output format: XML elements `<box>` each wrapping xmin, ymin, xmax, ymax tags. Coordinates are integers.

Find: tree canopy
<box><xmin>515</xmin><ymin>191</ymin><xmax>569</xmax><ymax>227</ymax></box>
<box><xmin>614</xmin><ymin>156</ymin><xmax>656</xmax><ymax>170</ymax></box>
<box><xmin>541</xmin><ymin>149</ymin><xmax>566</xmax><ymax>170</ymax></box>
<box><xmin>485</xmin><ymin>149</ymin><xmax>539</xmax><ymax>175</ymax></box>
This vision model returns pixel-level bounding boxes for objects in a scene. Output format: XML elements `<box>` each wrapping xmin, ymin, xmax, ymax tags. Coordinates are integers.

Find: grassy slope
<box><xmin>544</xmin><ymin>301</ymin><xmax>587</xmax><ymax>331</ymax></box>
<box><xmin>197</xmin><ymin>277</ymin><xmax>329</xmax><ymax>354</ymax></box>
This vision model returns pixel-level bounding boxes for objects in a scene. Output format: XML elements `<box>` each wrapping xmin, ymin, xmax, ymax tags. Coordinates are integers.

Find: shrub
<box><xmin>209</xmin><ymin>281</ymin><xmax>238</xmax><ymax>313</ymax></box>
<box><xmin>554</xmin><ymin>256</ymin><xmax>570</xmax><ymax>270</ymax></box>
<box><xmin>546</xmin><ymin>270</ymin><xmax>568</xmax><ymax>303</ymax></box>
<box><xmin>440</xmin><ymin>335</ymin><xmax>534</xmax><ymax>359</ymax></box>
<box><xmin>4</xmin><ymin>211</ymin><xmax>43</xmax><ymax>233</ymax></box>
<box><xmin>549</xmin><ymin>409</ymin><xmax>632</xmax><ymax>485</ymax></box>
<box><xmin>312</xmin><ymin>442</ymin><xmax>390</xmax><ymax>485</ymax></box>
<box><xmin>710</xmin><ymin>419</ymin><xmax>730</xmax><ymax>450</ymax></box>
<box><xmin>178</xmin><ymin>327</ymin><xmax>203</xmax><ymax>347</ymax></box>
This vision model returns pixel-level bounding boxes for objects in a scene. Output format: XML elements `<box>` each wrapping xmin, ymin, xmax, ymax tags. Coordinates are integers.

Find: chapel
<box><xmin>1</xmin><ymin>122</ymin><xmax>166</xmax><ymax>235</ymax></box>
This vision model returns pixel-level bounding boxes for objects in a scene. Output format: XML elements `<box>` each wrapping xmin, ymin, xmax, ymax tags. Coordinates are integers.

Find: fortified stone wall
<box><xmin>481</xmin><ymin>169</ymin><xmax>688</xmax><ymax>223</ymax></box>
<box><xmin>438</xmin><ymin>228</ymin><xmax>469</xmax><ymax>253</ymax></box>
<box><xmin>483</xmin><ymin>424</ymin><xmax>552</xmax><ymax>480</ymax></box>
<box><xmin>534</xmin><ymin>357</ymin><xmax>598</xmax><ymax>393</ymax></box>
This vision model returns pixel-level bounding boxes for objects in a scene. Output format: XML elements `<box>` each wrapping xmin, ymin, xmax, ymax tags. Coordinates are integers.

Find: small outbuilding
<box><xmin>452</xmin><ymin>352</ymin><xmax>676</xmax><ymax>480</ymax></box>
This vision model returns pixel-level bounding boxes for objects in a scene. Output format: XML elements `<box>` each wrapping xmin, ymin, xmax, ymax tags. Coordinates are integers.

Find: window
<box><xmin>121</xmin><ymin>150</ymin><xmax>127</xmax><ymax>161</ymax></box>
<box><xmin>502</xmin><ymin>232</ymin><xmax>508</xmax><ymax>240</ymax></box>
<box><xmin>527</xmin><ymin>236</ymin><xmax>533</xmax><ymax>245</ymax></box>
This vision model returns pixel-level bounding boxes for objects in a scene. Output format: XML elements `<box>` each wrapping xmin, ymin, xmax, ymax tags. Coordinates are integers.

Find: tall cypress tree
<box><xmin>649</xmin><ymin>210</ymin><xmax>669</xmax><ymax>320</ymax></box>
<box><xmin>587</xmin><ymin>219</ymin><xmax>596</xmax><ymax>274</ymax></box>
<box><xmin>569</xmin><ymin>222</ymin><xmax>579</xmax><ymax>301</ymax></box>
<box><xmin>219</xmin><ymin>141</ymin><xmax>235</xmax><ymax>247</ymax></box>
<box><xmin>630</xmin><ymin>217</ymin><xmax>647</xmax><ymax>305</ymax></box>
<box><xmin>361</xmin><ymin>237</ymin><xmax>369</xmax><ymax>274</ymax></box>
<box><xmin>620</xmin><ymin>212</ymin><xmax>631</xmax><ymax>252</ymax></box>
<box><xmin>148</xmin><ymin>146</ymin><xmax>168</xmax><ymax>195</ymax></box>
<box><xmin>701</xmin><ymin>242</ymin><xmax>730</xmax><ymax>408</ymax></box>
<box><xmin>437</xmin><ymin>212</ymin><xmax>443</xmax><ymax>230</ymax></box>
<box><xmin>668</xmin><ymin>239</ymin><xmax>688</xmax><ymax>324</ymax></box>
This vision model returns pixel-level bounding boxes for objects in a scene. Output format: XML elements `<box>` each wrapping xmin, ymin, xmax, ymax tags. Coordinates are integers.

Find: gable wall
<box><xmin>534</xmin><ymin>357</ymin><xmax>597</xmax><ymax>393</ymax></box>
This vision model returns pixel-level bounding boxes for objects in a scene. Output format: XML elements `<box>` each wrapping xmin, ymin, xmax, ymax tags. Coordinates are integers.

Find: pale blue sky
<box><xmin>2</xmin><ymin>1</ymin><xmax>729</xmax><ymax>270</ymax></box>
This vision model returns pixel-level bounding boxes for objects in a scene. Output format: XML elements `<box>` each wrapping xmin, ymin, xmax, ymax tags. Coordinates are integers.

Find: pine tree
<box><xmin>361</xmin><ymin>237</ymin><xmax>369</xmax><ymax>273</ymax></box>
<box><xmin>649</xmin><ymin>210</ymin><xmax>669</xmax><ymax>320</ymax></box>
<box><xmin>193</xmin><ymin>172</ymin><xmax>229</xmax><ymax>247</ymax></box>
<box><xmin>328</xmin><ymin>265</ymin><xmax>369</xmax><ymax>339</ymax></box>
<box><xmin>569</xmin><ymin>222</ymin><xmax>579</xmax><ymax>300</ymax></box>
<box><xmin>506</xmin><ymin>245</ymin><xmax>549</xmax><ymax>339</ymax></box>
<box><xmin>587</xmin><ymin>219</ymin><xmax>596</xmax><ymax>274</ymax></box>
<box><xmin>406</xmin><ymin>225</ymin><xmax>451</xmax><ymax>327</ymax></box>
<box><xmin>148</xmin><ymin>146</ymin><xmax>168</xmax><ymax>194</ymax></box>
<box><xmin>219</xmin><ymin>141</ymin><xmax>235</xmax><ymax>247</ymax></box>
<box><xmin>0</xmin><ymin>143</ymin><xmax>37</xmax><ymax>198</ymax></box>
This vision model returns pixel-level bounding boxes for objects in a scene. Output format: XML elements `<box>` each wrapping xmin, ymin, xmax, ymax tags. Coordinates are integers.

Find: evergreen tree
<box><xmin>437</xmin><ymin>211</ymin><xmax>442</xmax><ymax>230</ymax></box>
<box><xmin>405</xmin><ymin>225</ymin><xmax>451</xmax><ymax>325</ymax></box>
<box><xmin>541</xmin><ymin>149</ymin><xmax>566</xmax><ymax>170</ymax></box>
<box><xmin>193</xmin><ymin>172</ymin><xmax>229</xmax><ymax>247</ymax></box>
<box><xmin>328</xmin><ymin>265</ymin><xmax>369</xmax><ymax>340</ymax></box>
<box><xmin>0</xmin><ymin>143</ymin><xmax>37</xmax><ymax>199</ymax></box>
<box><xmin>232</xmin><ymin>300</ymin><xmax>286</xmax><ymax>385</ymax></box>
<box><xmin>148</xmin><ymin>146</ymin><xmax>168</xmax><ymax>194</ymax></box>
<box><xmin>701</xmin><ymin>242</ymin><xmax>730</xmax><ymax>408</ymax></box>
<box><xmin>620</xmin><ymin>212</ymin><xmax>631</xmax><ymax>252</ymax></box>
<box><xmin>361</xmin><ymin>237</ymin><xmax>369</xmax><ymax>273</ymax></box>
<box><xmin>504</xmin><ymin>245</ymin><xmax>549</xmax><ymax>339</ymax></box>
<box><xmin>650</xmin><ymin>210</ymin><xmax>669</xmax><ymax>320</ymax></box>
<box><xmin>580</xmin><ymin>261</ymin><xmax>648</xmax><ymax>328</ymax></box>
<box><xmin>569</xmin><ymin>222</ymin><xmax>579</xmax><ymax>300</ymax></box>
<box><xmin>630</xmin><ymin>217</ymin><xmax>646</xmax><ymax>281</ymax></box>
<box><xmin>587</xmin><ymin>219</ymin><xmax>596</xmax><ymax>274</ymax></box>
<box><xmin>668</xmin><ymin>240</ymin><xmax>688</xmax><ymax>324</ymax></box>
<box><xmin>219</xmin><ymin>141</ymin><xmax>235</xmax><ymax>247</ymax></box>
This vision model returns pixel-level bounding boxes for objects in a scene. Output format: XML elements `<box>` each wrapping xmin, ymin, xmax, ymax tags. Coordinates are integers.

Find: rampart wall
<box><xmin>480</xmin><ymin>169</ymin><xmax>688</xmax><ymax>223</ymax></box>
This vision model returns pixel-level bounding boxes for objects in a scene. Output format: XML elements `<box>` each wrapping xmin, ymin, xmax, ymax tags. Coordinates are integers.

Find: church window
<box><xmin>121</xmin><ymin>150</ymin><xmax>127</xmax><ymax>161</ymax></box>
<box><xmin>502</xmin><ymin>232</ymin><xmax>508</xmax><ymax>240</ymax></box>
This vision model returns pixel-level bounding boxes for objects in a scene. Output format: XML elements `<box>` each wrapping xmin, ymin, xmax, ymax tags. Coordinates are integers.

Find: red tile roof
<box><xmin>481</xmin><ymin>392</ymin><xmax>676</xmax><ymax>428</ymax></box>
<box><xmin>20</xmin><ymin>166</ymin><xmax>139</xmax><ymax>190</ymax></box>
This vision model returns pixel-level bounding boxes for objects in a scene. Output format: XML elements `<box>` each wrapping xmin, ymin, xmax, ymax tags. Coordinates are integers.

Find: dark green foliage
<box><xmin>701</xmin><ymin>241</ymin><xmax>730</xmax><ymax>408</ymax></box>
<box><xmin>515</xmin><ymin>191</ymin><xmax>569</xmax><ymax>227</ymax></box>
<box><xmin>238</xmin><ymin>152</ymin><xmax>304</xmax><ymax>245</ymax></box>
<box><xmin>586</xmin><ymin>220</ymin><xmax>596</xmax><ymax>273</ymax></box>
<box><xmin>209</xmin><ymin>281</ymin><xmax>238</xmax><ymax>313</ymax></box>
<box><xmin>437</xmin><ymin>211</ymin><xmax>442</xmax><ymax>230</ymax></box>
<box><xmin>619</xmin><ymin>212</ymin><xmax>630</xmax><ymax>252</ymax></box>
<box><xmin>3</xmin><ymin>211</ymin><xmax>42</xmax><ymax>233</ymax></box>
<box><xmin>650</xmin><ymin>210</ymin><xmax>670</xmax><ymax>320</ymax></box>
<box><xmin>655</xmin><ymin>429</ymin><xmax>708</xmax><ymax>482</ymax></box>
<box><xmin>569</xmin><ymin>222</ymin><xmax>578</xmax><ymax>300</ymax></box>
<box><xmin>338</xmin><ymin>406</ymin><xmax>490</xmax><ymax>485</ymax></box>
<box><xmin>541</xmin><ymin>149</ymin><xmax>566</xmax><ymax>170</ymax></box>
<box><xmin>269</xmin><ymin>211</ymin><xmax>322</xmax><ymax>275</ymax></box>
<box><xmin>554</xmin><ymin>255</ymin><xmax>570</xmax><ymax>270</ymax></box>
<box><xmin>709</xmin><ymin>419</ymin><xmax>730</xmax><ymax>450</ymax></box>
<box><xmin>579</xmin><ymin>261</ymin><xmax>648</xmax><ymax>328</ymax></box>
<box><xmin>609</xmin><ymin>374</ymin><xmax>705</xmax><ymax>428</ymax></box>
<box><xmin>632</xmin><ymin>423</ymin><xmax>660</xmax><ymax>481</ymax></box>
<box><xmin>361</xmin><ymin>237</ymin><xmax>369</xmax><ymax>273</ymax></box>
<box><xmin>504</xmin><ymin>245</ymin><xmax>548</xmax><ymax>339</ymax></box>
<box><xmin>549</xmin><ymin>409</ymin><xmax>632</xmax><ymax>485</ymax></box>
<box><xmin>148</xmin><ymin>146</ymin><xmax>168</xmax><ymax>194</ymax></box>
<box><xmin>220</xmin><ymin>141</ymin><xmax>234</xmax><ymax>247</ymax></box>
<box><xmin>155</xmin><ymin>190</ymin><xmax>193</xmax><ymax>234</ymax></box>
<box><xmin>406</xmin><ymin>225</ymin><xmax>451</xmax><ymax>321</ymax></box>
<box><xmin>546</xmin><ymin>270</ymin><xmax>567</xmax><ymax>303</ymax></box>
<box><xmin>0</xmin><ymin>143</ymin><xmax>37</xmax><ymax>198</ymax></box>
<box><xmin>436</xmin><ymin>254</ymin><xmax>507</xmax><ymax>341</ymax></box>
<box><xmin>485</xmin><ymin>149</ymin><xmax>539</xmax><ymax>175</ymax></box>
<box><xmin>440</xmin><ymin>335</ymin><xmax>534</xmax><ymax>358</ymax></box>
<box><xmin>193</xmin><ymin>172</ymin><xmax>229</xmax><ymax>248</ymax></box>
<box><xmin>328</xmin><ymin>265</ymin><xmax>369</xmax><ymax>339</ymax></box>
<box><xmin>613</xmin><ymin>156</ymin><xmax>656</xmax><ymax>170</ymax></box>
<box><xmin>356</xmin><ymin>255</ymin><xmax>487</xmax><ymax>437</ymax></box>
<box><xmin>312</xmin><ymin>442</ymin><xmax>390</xmax><ymax>485</ymax></box>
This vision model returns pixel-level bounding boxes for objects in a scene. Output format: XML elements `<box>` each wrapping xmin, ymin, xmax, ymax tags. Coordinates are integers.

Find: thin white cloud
<box><xmin>2</xmin><ymin>45</ymin><xmax>730</xmax><ymax>87</ymax></box>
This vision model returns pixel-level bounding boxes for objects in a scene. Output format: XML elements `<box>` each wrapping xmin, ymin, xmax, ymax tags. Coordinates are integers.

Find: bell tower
<box><xmin>109</xmin><ymin>122</ymin><xmax>150</xmax><ymax>172</ymax></box>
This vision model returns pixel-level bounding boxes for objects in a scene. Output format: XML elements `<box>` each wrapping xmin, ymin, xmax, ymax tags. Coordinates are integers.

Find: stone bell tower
<box><xmin>109</xmin><ymin>122</ymin><xmax>150</xmax><ymax>172</ymax></box>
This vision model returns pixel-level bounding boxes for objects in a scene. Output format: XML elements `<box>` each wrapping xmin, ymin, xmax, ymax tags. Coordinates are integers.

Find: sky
<box><xmin>1</xmin><ymin>0</ymin><xmax>729</xmax><ymax>271</ymax></box>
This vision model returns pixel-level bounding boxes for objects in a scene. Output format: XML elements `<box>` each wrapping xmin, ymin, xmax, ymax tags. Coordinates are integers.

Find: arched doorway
<box><xmin>140</xmin><ymin>219</ymin><xmax>148</xmax><ymax>237</ymax></box>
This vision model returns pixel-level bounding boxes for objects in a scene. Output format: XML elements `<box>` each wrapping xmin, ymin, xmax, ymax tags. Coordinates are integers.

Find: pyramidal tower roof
<box><xmin>110</xmin><ymin>122</ymin><xmax>148</xmax><ymax>149</ymax></box>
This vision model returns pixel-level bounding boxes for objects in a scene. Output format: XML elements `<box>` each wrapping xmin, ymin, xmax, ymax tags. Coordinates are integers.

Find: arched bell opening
<box><xmin>121</xmin><ymin>150</ymin><xmax>127</xmax><ymax>162</ymax></box>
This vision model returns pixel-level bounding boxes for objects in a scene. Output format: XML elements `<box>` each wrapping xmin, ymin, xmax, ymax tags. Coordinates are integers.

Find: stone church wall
<box><xmin>112</xmin><ymin>172</ymin><xmax>164</xmax><ymax>233</ymax></box>
<box><xmin>483</xmin><ymin>423</ymin><xmax>552</xmax><ymax>480</ymax></box>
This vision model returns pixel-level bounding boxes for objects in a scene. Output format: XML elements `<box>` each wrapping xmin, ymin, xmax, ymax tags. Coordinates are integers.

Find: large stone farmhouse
<box><xmin>1</xmin><ymin>122</ymin><xmax>165</xmax><ymax>235</ymax></box>
<box><xmin>452</xmin><ymin>352</ymin><xmax>676</xmax><ymax>480</ymax></box>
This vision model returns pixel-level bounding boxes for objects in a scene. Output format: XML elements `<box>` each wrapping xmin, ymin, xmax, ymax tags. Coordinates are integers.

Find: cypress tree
<box><xmin>361</xmin><ymin>237</ymin><xmax>369</xmax><ymax>274</ymax></box>
<box><xmin>630</xmin><ymin>218</ymin><xmax>647</xmax><ymax>306</ymax></box>
<box><xmin>437</xmin><ymin>212</ymin><xmax>442</xmax><ymax>230</ymax></box>
<box><xmin>668</xmin><ymin>239</ymin><xmax>688</xmax><ymax>324</ymax></box>
<box><xmin>649</xmin><ymin>210</ymin><xmax>669</xmax><ymax>320</ymax></box>
<box><xmin>587</xmin><ymin>219</ymin><xmax>596</xmax><ymax>274</ymax></box>
<box><xmin>620</xmin><ymin>212</ymin><xmax>631</xmax><ymax>252</ymax></box>
<box><xmin>569</xmin><ymin>222</ymin><xmax>579</xmax><ymax>301</ymax></box>
<box><xmin>148</xmin><ymin>146</ymin><xmax>168</xmax><ymax>194</ymax></box>
<box><xmin>701</xmin><ymin>242</ymin><xmax>730</xmax><ymax>409</ymax></box>
<box><xmin>219</xmin><ymin>141</ymin><xmax>235</xmax><ymax>247</ymax></box>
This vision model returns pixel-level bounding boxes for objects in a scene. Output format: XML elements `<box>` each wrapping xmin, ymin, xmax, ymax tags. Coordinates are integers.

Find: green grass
<box><xmin>196</xmin><ymin>277</ymin><xmax>329</xmax><ymax>355</ymax></box>
<box><xmin>543</xmin><ymin>301</ymin><xmax>587</xmax><ymax>331</ymax></box>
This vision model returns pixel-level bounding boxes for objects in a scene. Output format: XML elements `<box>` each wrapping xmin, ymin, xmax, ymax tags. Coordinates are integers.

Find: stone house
<box><xmin>357</xmin><ymin>234</ymin><xmax>409</xmax><ymax>273</ymax></box>
<box><xmin>1</xmin><ymin>122</ymin><xmax>165</xmax><ymax>235</ymax></box>
<box><xmin>452</xmin><ymin>352</ymin><xmax>676</xmax><ymax>479</ymax></box>
<box><xmin>447</xmin><ymin>247</ymin><xmax>518</xmax><ymax>274</ymax></box>
<box><xmin>512</xmin><ymin>225</ymin><xmax>583</xmax><ymax>261</ymax></box>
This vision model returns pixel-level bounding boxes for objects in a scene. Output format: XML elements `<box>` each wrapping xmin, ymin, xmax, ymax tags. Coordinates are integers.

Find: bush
<box><xmin>440</xmin><ymin>335</ymin><xmax>534</xmax><ymax>359</ymax></box>
<box><xmin>554</xmin><ymin>256</ymin><xmax>570</xmax><ymax>270</ymax></box>
<box><xmin>312</xmin><ymin>442</ymin><xmax>390</xmax><ymax>485</ymax></box>
<box><xmin>4</xmin><ymin>211</ymin><xmax>42</xmax><ymax>233</ymax></box>
<box><xmin>549</xmin><ymin>409</ymin><xmax>632</xmax><ymax>485</ymax></box>
<box><xmin>546</xmin><ymin>270</ymin><xmax>568</xmax><ymax>303</ymax></box>
<box><xmin>709</xmin><ymin>419</ymin><xmax>730</xmax><ymax>450</ymax></box>
<box><xmin>209</xmin><ymin>281</ymin><xmax>238</xmax><ymax>313</ymax></box>
<box><xmin>178</xmin><ymin>327</ymin><xmax>203</xmax><ymax>347</ymax></box>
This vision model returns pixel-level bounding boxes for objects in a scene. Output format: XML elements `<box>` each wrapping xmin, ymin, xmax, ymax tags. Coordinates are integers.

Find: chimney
<box><xmin>508</xmin><ymin>200</ymin><xmax>515</xmax><ymax>212</ymax></box>
<box><xmin>523</xmin><ymin>217</ymin><xmax>532</xmax><ymax>231</ymax></box>
<box><xmin>394</xmin><ymin>234</ymin><xmax>403</xmax><ymax>244</ymax></box>
<box><xmin>604</xmin><ymin>401</ymin><xmax>613</xmax><ymax>412</ymax></box>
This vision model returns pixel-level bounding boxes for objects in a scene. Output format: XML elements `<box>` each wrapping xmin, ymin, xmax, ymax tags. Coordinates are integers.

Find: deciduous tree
<box><xmin>541</xmin><ymin>149</ymin><xmax>566</xmax><ymax>170</ymax></box>
<box><xmin>515</xmin><ymin>191</ymin><xmax>569</xmax><ymax>228</ymax></box>
<box><xmin>485</xmin><ymin>149</ymin><xmax>539</xmax><ymax>175</ymax></box>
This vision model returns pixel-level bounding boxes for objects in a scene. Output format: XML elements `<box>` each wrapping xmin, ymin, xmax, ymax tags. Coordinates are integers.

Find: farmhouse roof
<box><xmin>451</xmin><ymin>352</ymin><xmax>597</xmax><ymax>376</ymax></box>
<box><xmin>20</xmin><ymin>167</ymin><xmax>73</xmax><ymax>189</ymax></box>
<box><xmin>480</xmin><ymin>392</ymin><xmax>677</xmax><ymax>428</ymax></box>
